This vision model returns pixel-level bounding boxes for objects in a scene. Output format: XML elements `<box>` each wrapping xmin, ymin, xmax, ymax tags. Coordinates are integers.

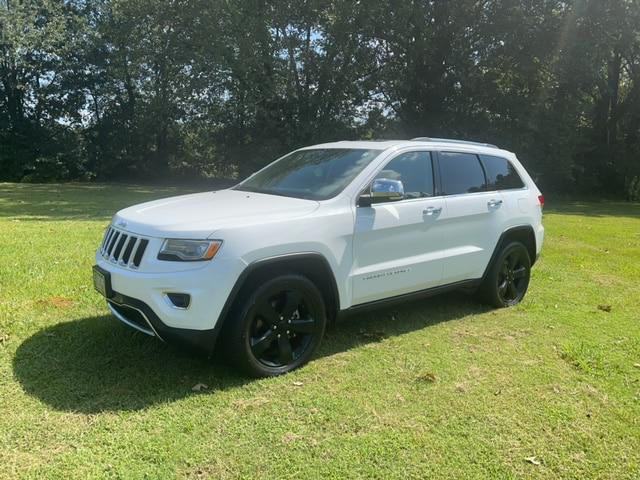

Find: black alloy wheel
<box><xmin>496</xmin><ymin>248</ymin><xmax>529</xmax><ymax>305</ymax></box>
<box><xmin>223</xmin><ymin>274</ymin><xmax>327</xmax><ymax>377</ymax></box>
<box><xmin>479</xmin><ymin>241</ymin><xmax>531</xmax><ymax>307</ymax></box>
<box><xmin>249</xmin><ymin>288</ymin><xmax>320</xmax><ymax>368</ymax></box>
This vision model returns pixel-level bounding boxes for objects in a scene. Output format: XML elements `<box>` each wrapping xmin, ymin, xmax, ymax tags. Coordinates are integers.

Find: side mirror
<box><xmin>358</xmin><ymin>178</ymin><xmax>405</xmax><ymax>206</ymax></box>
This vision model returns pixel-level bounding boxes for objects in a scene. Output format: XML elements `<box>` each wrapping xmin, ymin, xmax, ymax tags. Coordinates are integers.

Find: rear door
<box><xmin>479</xmin><ymin>153</ymin><xmax>530</xmax><ymax>223</ymax></box>
<box><xmin>351</xmin><ymin>150</ymin><xmax>446</xmax><ymax>305</ymax></box>
<box><xmin>437</xmin><ymin>151</ymin><xmax>509</xmax><ymax>283</ymax></box>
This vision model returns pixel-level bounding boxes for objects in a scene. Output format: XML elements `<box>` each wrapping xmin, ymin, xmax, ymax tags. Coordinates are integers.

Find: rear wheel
<box><xmin>222</xmin><ymin>274</ymin><xmax>326</xmax><ymax>377</ymax></box>
<box><xmin>479</xmin><ymin>241</ymin><xmax>531</xmax><ymax>307</ymax></box>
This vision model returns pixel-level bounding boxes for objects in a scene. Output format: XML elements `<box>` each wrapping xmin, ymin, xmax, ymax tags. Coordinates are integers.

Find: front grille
<box><xmin>99</xmin><ymin>226</ymin><xmax>149</xmax><ymax>268</ymax></box>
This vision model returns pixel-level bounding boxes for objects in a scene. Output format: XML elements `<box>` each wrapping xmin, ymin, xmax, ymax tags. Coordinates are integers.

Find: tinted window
<box><xmin>439</xmin><ymin>152</ymin><xmax>486</xmax><ymax>195</ymax></box>
<box><xmin>480</xmin><ymin>155</ymin><xmax>525</xmax><ymax>190</ymax></box>
<box><xmin>375</xmin><ymin>151</ymin><xmax>434</xmax><ymax>199</ymax></box>
<box><xmin>235</xmin><ymin>148</ymin><xmax>381</xmax><ymax>200</ymax></box>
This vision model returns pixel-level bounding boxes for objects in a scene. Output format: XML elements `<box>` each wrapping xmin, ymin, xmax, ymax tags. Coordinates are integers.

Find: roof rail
<box><xmin>411</xmin><ymin>137</ymin><xmax>499</xmax><ymax>149</ymax></box>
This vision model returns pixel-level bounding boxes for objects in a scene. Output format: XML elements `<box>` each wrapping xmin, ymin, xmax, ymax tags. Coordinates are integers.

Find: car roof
<box><xmin>302</xmin><ymin>139</ymin><xmax>515</xmax><ymax>157</ymax></box>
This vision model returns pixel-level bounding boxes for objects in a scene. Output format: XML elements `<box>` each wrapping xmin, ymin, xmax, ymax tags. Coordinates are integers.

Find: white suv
<box><xmin>93</xmin><ymin>138</ymin><xmax>544</xmax><ymax>376</ymax></box>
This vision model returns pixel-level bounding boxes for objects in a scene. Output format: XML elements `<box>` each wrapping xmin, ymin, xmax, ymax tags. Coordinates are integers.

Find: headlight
<box><xmin>158</xmin><ymin>239</ymin><xmax>222</xmax><ymax>262</ymax></box>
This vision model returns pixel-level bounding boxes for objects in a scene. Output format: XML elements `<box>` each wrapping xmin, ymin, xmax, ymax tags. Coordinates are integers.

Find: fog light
<box><xmin>165</xmin><ymin>293</ymin><xmax>191</xmax><ymax>309</ymax></box>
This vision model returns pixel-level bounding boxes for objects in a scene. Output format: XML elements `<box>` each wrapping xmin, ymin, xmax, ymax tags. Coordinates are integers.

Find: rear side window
<box><xmin>480</xmin><ymin>155</ymin><xmax>525</xmax><ymax>190</ymax></box>
<box><xmin>375</xmin><ymin>151</ymin><xmax>434</xmax><ymax>198</ymax></box>
<box><xmin>439</xmin><ymin>152</ymin><xmax>486</xmax><ymax>195</ymax></box>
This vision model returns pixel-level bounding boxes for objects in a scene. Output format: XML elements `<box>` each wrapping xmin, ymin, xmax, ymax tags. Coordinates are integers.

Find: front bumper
<box><xmin>94</xmin><ymin>250</ymin><xmax>246</xmax><ymax>353</ymax></box>
<box><xmin>108</xmin><ymin>302</ymin><xmax>155</xmax><ymax>337</ymax></box>
<box><xmin>95</xmin><ymin>251</ymin><xmax>243</xmax><ymax>331</ymax></box>
<box><xmin>105</xmin><ymin>290</ymin><xmax>221</xmax><ymax>354</ymax></box>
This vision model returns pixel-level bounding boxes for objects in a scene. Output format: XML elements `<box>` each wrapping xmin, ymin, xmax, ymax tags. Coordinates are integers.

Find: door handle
<box><xmin>487</xmin><ymin>199</ymin><xmax>503</xmax><ymax>208</ymax></box>
<box><xmin>423</xmin><ymin>206</ymin><xmax>442</xmax><ymax>216</ymax></box>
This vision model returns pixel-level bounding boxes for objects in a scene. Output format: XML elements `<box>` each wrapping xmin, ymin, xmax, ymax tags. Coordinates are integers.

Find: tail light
<box><xmin>538</xmin><ymin>194</ymin><xmax>545</xmax><ymax>209</ymax></box>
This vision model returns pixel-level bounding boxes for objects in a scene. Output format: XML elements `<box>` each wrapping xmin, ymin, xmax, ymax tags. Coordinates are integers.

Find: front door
<box><xmin>351</xmin><ymin>150</ymin><xmax>446</xmax><ymax>305</ymax></box>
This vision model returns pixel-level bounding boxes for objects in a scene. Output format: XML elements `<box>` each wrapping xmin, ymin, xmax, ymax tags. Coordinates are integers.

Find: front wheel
<box><xmin>222</xmin><ymin>274</ymin><xmax>327</xmax><ymax>377</ymax></box>
<box><xmin>479</xmin><ymin>242</ymin><xmax>531</xmax><ymax>308</ymax></box>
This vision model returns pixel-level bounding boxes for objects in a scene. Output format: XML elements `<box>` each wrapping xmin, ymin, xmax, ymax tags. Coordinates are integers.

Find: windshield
<box><xmin>234</xmin><ymin>148</ymin><xmax>382</xmax><ymax>200</ymax></box>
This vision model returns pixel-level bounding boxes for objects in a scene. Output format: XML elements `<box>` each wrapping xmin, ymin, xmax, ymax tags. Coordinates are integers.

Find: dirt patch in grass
<box><xmin>37</xmin><ymin>296</ymin><xmax>74</xmax><ymax>309</ymax></box>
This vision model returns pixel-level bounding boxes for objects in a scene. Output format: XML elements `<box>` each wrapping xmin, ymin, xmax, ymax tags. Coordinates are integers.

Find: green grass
<box><xmin>1</xmin><ymin>183</ymin><xmax>639</xmax><ymax>479</ymax></box>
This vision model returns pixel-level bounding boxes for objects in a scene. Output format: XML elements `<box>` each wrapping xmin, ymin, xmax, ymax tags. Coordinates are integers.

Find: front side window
<box><xmin>235</xmin><ymin>148</ymin><xmax>381</xmax><ymax>200</ymax></box>
<box><xmin>480</xmin><ymin>155</ymin><xmax>525</xmax><ymax>190</ymax></box>
<box><xmin>375</xmin><ymin>151</ymin><xmax>434</xmax><ymax>199</ymax></box>
<box><xmin>439</xmin><ymin>152</ymin><xmax>486</xmax><ymax>195</ymax></box>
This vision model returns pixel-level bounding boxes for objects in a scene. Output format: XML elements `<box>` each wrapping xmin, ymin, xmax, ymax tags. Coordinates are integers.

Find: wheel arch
<box><xmin>217</xmin><ymin>252</ymin><xmax>340</xmax><ymax>329</ymax></box>
<box><xmin>483</xmin><ymin>225</ymin><xmax>537</xmax><ymax>280</ymax></box>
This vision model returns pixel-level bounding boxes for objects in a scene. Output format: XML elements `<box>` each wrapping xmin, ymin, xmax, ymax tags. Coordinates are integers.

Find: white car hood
<box><xmin>113</xmin><ymin>189</ymin><xmax>320</xmax><ymax>238</ymax></box>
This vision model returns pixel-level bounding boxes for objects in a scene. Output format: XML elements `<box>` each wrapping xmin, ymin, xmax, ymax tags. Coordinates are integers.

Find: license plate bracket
<box><xmin>93</xmin><ymin>265</ymin><xmax>114</xmax><ymax>298</ymax></box>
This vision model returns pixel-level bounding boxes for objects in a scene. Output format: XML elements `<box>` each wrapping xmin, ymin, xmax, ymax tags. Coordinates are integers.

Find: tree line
<box><xmin>1</xmin><ymin>0</ymin><xmax>639</xmax><ymax>198</ymax></box>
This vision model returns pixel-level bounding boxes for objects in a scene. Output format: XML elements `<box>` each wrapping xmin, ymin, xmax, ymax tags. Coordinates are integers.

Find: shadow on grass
<box><xmin>13</xmin><ymin>292</ymin><xmax>487</xmax><ymax>413</ymax></box>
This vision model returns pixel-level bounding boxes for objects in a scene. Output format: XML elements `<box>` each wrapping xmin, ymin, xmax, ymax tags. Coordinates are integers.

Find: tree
<box><xmin>0</xmin><ymin>0</ymin><xmax>89</xmax><ymax>180</ymax></box>
<box><xmin>0</xmin><ymin>0</ymin><xmax>638</xmax><ymax>198</ymax></box>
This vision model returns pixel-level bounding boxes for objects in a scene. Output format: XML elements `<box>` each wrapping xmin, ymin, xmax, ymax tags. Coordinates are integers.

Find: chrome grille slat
<box><xmin>101</xmin><ymin>227</ymin><xmax>114</xmax><ymax>255</ymax></box>
<box><xmin>133</xmin><ymin>239</ymin><xmax>149</xmax><ymax>267</ymax></box>
<box><xmin>127</xmin><ymin>237</ymin><xmax>141</xmax><ymax>268</ymax></box>
<box><xmin>121</xmin><ymin>236</ymin><xmax>137</xmax><ymax>265</ymax></box>
<box><xmin>100</xmin><ymin>227</ymin><xmax>148</xmax><ymax>269</ymax></box>
<box><xmin>100</xmin><ymin>228</ymin><xmax>109</xmax><ymax>253</ymax></box>
<box><xmin>107</xmin><ymin>231</ymin><xmax>120</xmax><ymax>257</ymax></box>
<box><xmin>113</xmin><ymin>234</ymin><xmax>128</xmax><ymax>261</ymax></box>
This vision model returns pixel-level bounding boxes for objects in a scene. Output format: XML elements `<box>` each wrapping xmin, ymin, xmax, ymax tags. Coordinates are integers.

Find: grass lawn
<box><xmin>0</xmin><ymin>182</ymin><xmax>639</xmax><ymax>479</ymax></box>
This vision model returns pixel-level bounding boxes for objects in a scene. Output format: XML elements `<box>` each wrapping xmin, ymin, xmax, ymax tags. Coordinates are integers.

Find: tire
<box><xmin>478</xmin><ymin>241</ymin><xmax>531</xmax><ymax>308</ymax></box>
<box><xmin>221</xmin><ymin>274</ymin><xmax>327</xmax><ymax>377</ymax></box>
